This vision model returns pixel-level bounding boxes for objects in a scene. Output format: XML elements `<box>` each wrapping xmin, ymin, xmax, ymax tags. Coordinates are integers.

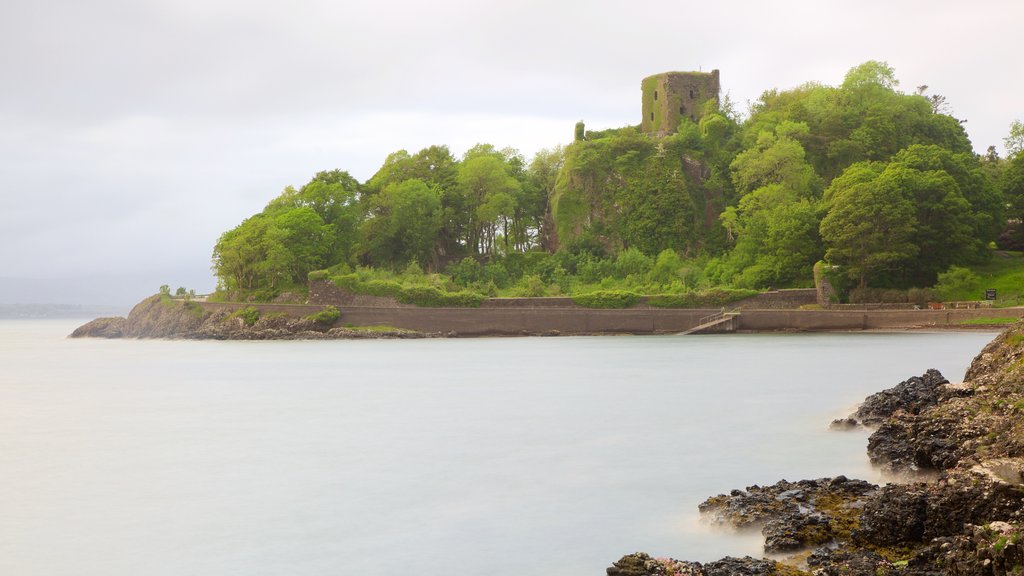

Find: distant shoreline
<box><xmin>69</xmin><ymin>294</ymin><xmax>1024</xmax><ymax>340</ymax></box>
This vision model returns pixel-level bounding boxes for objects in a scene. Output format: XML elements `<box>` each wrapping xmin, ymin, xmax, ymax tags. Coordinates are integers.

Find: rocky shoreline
<box><xmin>608</xmin><ymin>325</ymin><xmax>1024</xmax><ymax>575</ymax></box>
<box><xmin>70</xmin><ymin>295</ymin><xmax>443</xmax><ymax>340</ymax></box>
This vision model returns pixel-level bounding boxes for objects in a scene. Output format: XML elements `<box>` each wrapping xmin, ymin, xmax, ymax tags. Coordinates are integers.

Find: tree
<box><xmin>265</xmin><ymin>170</ymin><xmax>362</xmax><ymax>266</ymax></box>
<box><xmin>212</xmin><ymin>207</ymin><xmax>332</xmax><ymax>291</ymax></box>
<box><xmin>1005</xmin><ymin>120</ymin><xmax>1024</xmax><ymax>159</ymax></box>
<box><xmin>359</xmin><ymin>179</ymin><xmax>443</xmax><ymax>269</ymax></box>
<box><xmin>457</xmin><ymin>154</ymin><xmax>521</xmax><ymax>254</ymax></box>
<box><xmin>729</xmin><ymin>126</ymin><xmax>821</xmax><ymax>197</ymax></box>
<box><xmin>820</xmin><ymin>163</ymin><xmax>918</xmax><ymax>287</ymax></box>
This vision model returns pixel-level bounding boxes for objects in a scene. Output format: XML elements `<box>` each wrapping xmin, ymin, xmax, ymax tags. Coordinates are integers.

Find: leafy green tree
<box><xmin>212</xmin><ymin>207</ymin><xmax>332</xmax><ymax>291</ymax></box>
<box><xmin>820</xmin><ymin>162</ymin><xmax>917</xmax><ymax>287</ymax></box>
<box><xmin>359</xmin><ymin>179</ymin><xmax>443</xmax><ymax>269</ymax></box>
<box><xmin>265</xmin><ymin>170</ymin><xmax>362</xmax><ymax>266</ymax></box>
<box><xmin>457</xmin><ymin>154</ymin><xmax>522</xmax><ymax>254</ymax></box>
<box><xmin>729</xmin><ymin>126</ymin><xmax>821</xmax><ymax>197</ymax></box>
<box><xmin>1005</xmin><ymin>120</ymin><xmax>1024</xmax><ymax>159</ymax></box>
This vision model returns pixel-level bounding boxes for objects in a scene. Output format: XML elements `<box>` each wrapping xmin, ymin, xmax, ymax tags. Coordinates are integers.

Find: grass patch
<box><xmin>939</xmin><ymin>250</ymin><xmax>1024</xmax><ymax>306</ymax></box>
<box><xmin>959</xmin><ymin>317</ymin><xmax>1019</xmax><ymax>326</ymax></box>
<box><xmin>306</xmin><ymin>306</ymin><xmax>340</xmax><ymax>326</ymax></box>
<box><xmin>228</xmin><ymin>306</ymin><xmax>261</xmax><ymax>326</ymax></box>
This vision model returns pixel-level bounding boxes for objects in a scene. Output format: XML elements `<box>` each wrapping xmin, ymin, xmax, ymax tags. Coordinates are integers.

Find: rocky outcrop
<box><xmin>610</xmin><ymin>321</ymin><xmax>1024</xmax><ymax>576</ymax></box>
<box><xmin>70</xmin><ymin>295</ymin><xmax>439</xmax><ymax>340</ymax></box>
<box><xmin>69</xmin><ymin>316</ymin><xmax>125</xmax><ymax>338</ymax></box>
<box><xmin>854</xmin><ymin>369</ymin><xmax>950</xmax><ymax>425</ymax></box>
<box><xmin>606</xmin><ymin>552</ymin><xmax>799</xmax><ymax>576</ymax></box>
<box><xmin>699</xmin><ymin>477</ymin><xmax>875</xmax><ymax>553</ymax></box>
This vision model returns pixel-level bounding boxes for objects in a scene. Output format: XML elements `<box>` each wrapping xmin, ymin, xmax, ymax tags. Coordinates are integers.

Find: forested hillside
<box><xmin>210</xmin><ymin>61</ymin><xmax>1024</xmax><ymax>302</ymax></box>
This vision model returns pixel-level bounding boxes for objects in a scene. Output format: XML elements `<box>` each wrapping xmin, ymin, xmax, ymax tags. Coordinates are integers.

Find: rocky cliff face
<box><xmin>609</xmin><ymin>323</ymin><xmax>1024</xmax><ymax>576</ymax></box>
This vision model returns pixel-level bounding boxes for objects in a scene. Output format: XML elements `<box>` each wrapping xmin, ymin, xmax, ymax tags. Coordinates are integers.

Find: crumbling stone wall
<box><xmin>641</xmin><ymin>70</ymin><xmax>720</xmax><ymax>136</ymax></box>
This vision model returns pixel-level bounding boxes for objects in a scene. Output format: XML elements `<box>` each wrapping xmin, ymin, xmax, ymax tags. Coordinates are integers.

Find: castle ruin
<box><xmin>641</xmin><ymin>70</ymin><xmax>720</xmax><ymax>136</ymax></box>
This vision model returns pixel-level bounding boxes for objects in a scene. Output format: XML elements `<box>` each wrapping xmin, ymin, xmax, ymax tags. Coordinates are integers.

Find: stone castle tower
<box><xmin>641</xmin><ymin>70</ymin><xmax>720</xmax><ymax>136</ymax></box>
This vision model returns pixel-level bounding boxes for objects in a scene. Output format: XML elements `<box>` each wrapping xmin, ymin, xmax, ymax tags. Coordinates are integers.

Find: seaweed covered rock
<box><xmin>606</xmin><ymin>553</ymin><xmax>705</xmax><ymax>576</ymax></box>
<box><xmin>699</xmin><ymin>477</ymin><xmax>876</xmax><ymax>553</ymax></box>
<box><xmin>605</xmin><ymin>553</ymin><xmax>801</xmax><ymax>576</ymax></box>
<box><xmin>805</xmin><ymin>548</ymin><xmax>896</xmax><ymax>576</ymax></box>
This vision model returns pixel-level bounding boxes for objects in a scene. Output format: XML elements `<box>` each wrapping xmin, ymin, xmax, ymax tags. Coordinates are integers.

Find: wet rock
<box><xmin>829</xmin><ymin>418</ymin><xmax>860</xmax><ymax>430</ymax></box>
<box><xmin>855</xmin><ymin>471</ymin><xmax>1024</xmax><ymax>548</ymax></box>
<box><xmin>866</xmin><ymin>410</ymin><xmax>969</xmax><ymax>472</ymax></box>
<box><xmin>701</xmin><ymin>477</ymin><xmax>876</xmax><ymax>553</ymax></box>
<box><xmin>606</xmin><ymin>552</ymin><xmax>705</xmax><ymax>576</ymax></box>
<box><xmin>855</xmin><ymin>369</ymin><xmax>948</xmax><ymax>425</ymax></box>
<box><xmin>762</xmin><ymin>511</ymin><xmax>832</xmax><ymax>552</ymax></box>
<box><xmin>805</xmin><ymin>548</ymin><xmax>894</xmax><ymax>576</ymax></box>
<box><xmin>703</xmin><ymin>556</ymin><xmax>778</xmax><ymax>576</ymax></box>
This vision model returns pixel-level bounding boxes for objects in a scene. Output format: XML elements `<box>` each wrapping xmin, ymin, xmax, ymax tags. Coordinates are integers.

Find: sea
<box><xmin>0</xmin><ymin>319</ymin><xmax>998</xmax><ymax>575</ymax></box>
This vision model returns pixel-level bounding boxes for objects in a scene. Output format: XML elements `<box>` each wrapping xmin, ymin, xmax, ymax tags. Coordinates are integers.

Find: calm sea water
<box><xmin>0</xmin><ymin>320</ymin><xmax>997</xmax><ymax>575</ymax></box>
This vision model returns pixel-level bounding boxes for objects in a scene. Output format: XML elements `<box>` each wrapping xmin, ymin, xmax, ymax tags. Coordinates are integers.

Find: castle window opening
<box><xmin>650</xmin><ymin>112</ymin><xmax>654</xmax><ymax>121</ymax></box>
<box><xmin>679</xmin><ymin>106</ymin><xmax>685</xmax><ymax>114</ymax></box>
<box><xmin>654</xmin><ymin>90</ymin><xmax>658</xmax><ymax>100</ymax></box>
<box><xmin>689</xmin><ymin>89</ymin><xmax>694</xmax><ymax>98</ymax></box>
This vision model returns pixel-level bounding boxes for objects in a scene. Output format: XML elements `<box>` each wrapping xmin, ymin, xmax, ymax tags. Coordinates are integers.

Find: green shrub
<box><xmin>308</xmin><ymin>270</ymin><xmax>330</xmax><ymax>282</ymax></box>
<box><xmin>307</xmin><ymin>306</ymin><xmax>340</xmax><ymax>325</ymax></box>
<box><xmin>647</xmin><ymin>288</ymin><xmax>758</xmax><ymax>308</ymax></box>
<box><xmin>572</xmin><ymin>290</ymin><xmax>642</xmax><ymax>309</ymax></box>
<box><xmin>935</xmin><ymin>265</ymin><xmax>982</xmax><ymax>301</ymax></box>
<box><xmin>515</xmin><ymin>274</ymin><xmax>547</xmax><ymax>297</ymax></box>
<box><xmin>398</xmin><ymin>285</ymin><xmax>485</xmax><ymax>307</ymax></box>
<box><xmin>615</xmin><ymin>248</ymin><xmax>654</xmax><ymax>278</ymax></box>
<box><xmin>230</xmin><ymin>307</ymin><xmax>261</xmax><ymax>326</ymax></box>
<box><xmin>330</xmin><ymin>273</ymin><xmax>484</xmax><ymax>307</ymax></box>
<box><xmin>649</xmin><ymin>249</ymin><xmax>684</xmax><ymax>284</ymax></box>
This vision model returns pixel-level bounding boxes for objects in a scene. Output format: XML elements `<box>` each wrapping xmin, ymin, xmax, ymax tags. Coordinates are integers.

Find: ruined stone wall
<box><xmin>641</xmin><ymin>70</ymin><xmax>720</xmax><ymax>135</ymax></box>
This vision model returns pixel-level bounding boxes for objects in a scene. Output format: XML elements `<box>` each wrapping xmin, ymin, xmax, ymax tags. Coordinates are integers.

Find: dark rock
<box><xmin>855</xmin><ymin>472</ymin><xmax>1024</xmax><ymax>547</ymax></box>
<box><xmin>855</xmin><ymin>369</ymin><xmax>948</xmax><ymax>425</ymax></box>
<box><xmin>806</xmin><ymin>548</ymin><xmax>894</xmax><ymax>576</ymax></box>
<box><xmin>829</xmin><ymin>418</ymin><xmax>860</xmax><ymax>430</ymax></box>
<box><xmin>866</xmin><ymin>411</ymin><xmax>966</xmax><ymax>472</ymax></box>
<box><xmin>762</xmin><ymin>511</ymin><xmax>832</xmax><ymax>552</ymax></box>
<box><xmin>701</xmin><ymin>477</ymin><xmax>876</xmax><ymax>554</ymax></box>
<box><xmin>703</xmin><ymin>556</ymin><xmax>777</xmax><ymax>576</ymax></box>
<box><xmin>607</xmin><ymin>552</ymin><xmax>705</xmax><ymax>576</ymax></box>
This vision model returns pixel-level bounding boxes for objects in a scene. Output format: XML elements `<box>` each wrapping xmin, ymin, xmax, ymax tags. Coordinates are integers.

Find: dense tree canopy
<box><xmin>211</xmin><ymin>61</ymin><xmax>1010</xmax><ymax>298</ymax></box>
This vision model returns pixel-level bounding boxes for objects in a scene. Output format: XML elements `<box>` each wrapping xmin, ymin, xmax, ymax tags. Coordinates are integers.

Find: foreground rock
<box><xmin>606</xmin><ymin>552</ymin><xmax>797</xmax><ymax>576</ymax></box>
<box><xmin>610</xmin><ymin>321</ymin><xmax>1024</xmax><ymax>575</ymax></box>
<box><xmin>70</xmin><ymin>295</ymin><xmax>441</xmax><ymax>340</ymax></box>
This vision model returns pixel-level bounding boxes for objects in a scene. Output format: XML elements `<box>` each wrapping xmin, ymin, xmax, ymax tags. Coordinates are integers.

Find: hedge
<box><xmin>329</xmin><ymin>274</ymin><xmax>485</xmax><ymax>307</ymax></box>
<box><xmin>647</xmin><ymin>289</ymin><xmax>758</xmax><ymax>308</ymax></box>
<box><xmin>571</xmin><ymin>290</ymin><xmax>642</xmax><ymax>309</ymax></box>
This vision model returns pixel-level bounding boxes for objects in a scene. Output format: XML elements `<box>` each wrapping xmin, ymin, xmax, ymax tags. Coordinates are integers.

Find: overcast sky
<box><xmin>2</xmin><ymin>0</ymin><xmax>1021</xmax><ymax>305</ymax></box>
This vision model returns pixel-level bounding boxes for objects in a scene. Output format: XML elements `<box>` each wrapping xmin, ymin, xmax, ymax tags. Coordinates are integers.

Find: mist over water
<box><xmin>0</xmin><ymin>321</ymin><xmax>996</xmax><ymax>575</ymax></box>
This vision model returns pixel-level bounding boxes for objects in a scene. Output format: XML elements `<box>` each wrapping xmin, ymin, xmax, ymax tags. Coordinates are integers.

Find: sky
<box><xmin>1</xmin><ymin>0</ymin><xmax>1021</xmax><ymax>305</ymax></box>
